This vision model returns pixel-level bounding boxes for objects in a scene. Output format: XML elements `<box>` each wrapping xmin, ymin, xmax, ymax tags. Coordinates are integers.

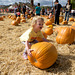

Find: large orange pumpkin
<box><xmin>56</xmin><ymin>27</ymin><xmax>75</xmax><ymax>44</ymax></box>
<box><xmin>45</xmin><ymin>19</ymin><xmax>52</xmax><ymax>25</ymax></box>
<box><xmin>45</xmin><ymin>28</ymin><xmax>53</xmax><ymax>35</ymax></box>
<box><xmin>28</xmin><ymin>42</ymin><xmax>58</xmax><ymax>69</ymax></box>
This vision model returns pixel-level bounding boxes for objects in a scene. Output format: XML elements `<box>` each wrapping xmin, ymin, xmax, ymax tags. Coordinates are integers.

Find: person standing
<box><xmin>35</xmin><ymin>3</ymin><xmax>41</xmax><ymax>16</ymax></box>
<box><xmin>22</xmin><ymin>3</ymin><xmax>26</xmax><ymax>17</ymax></box>
<box><xmin>41</xmin><ymin>7</ymin><xmax>45</xmax><ymax>15</ymax></box>
<box><xmin>54</xmin><ymin>0</ymin><xmax>62</xmax><ymax>25</ymax></box>
<box><xmin>64</xmin><ymin>0</ymin><xmax>72</xmax><ymax>21</ymax></box>
<box><xmin>14</xmin><ymin>5</ymin><xmax>18</xmax><ymax>17</ymax></box>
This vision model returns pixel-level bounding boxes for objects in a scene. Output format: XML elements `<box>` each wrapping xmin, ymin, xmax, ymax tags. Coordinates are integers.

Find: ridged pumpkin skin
<box><xmin>71</xmin><ymin>22</ymin><xmax>75</xmax><ymax>41</ymax></box>
<box><xmin>56</xmin><ymin>27</ymin><xmax>75</xmax><ymax>44</ymax></box>
<box><xmin>28</xmin><ymin>42</ymin><xmax>58</xmax><ymax>69</ymax></box>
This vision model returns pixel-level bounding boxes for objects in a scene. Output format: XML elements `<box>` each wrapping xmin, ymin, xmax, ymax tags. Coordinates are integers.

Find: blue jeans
<box><xmin>64</xmin><ymin>11</ymin><xmax>70</xmax><ymax>21</ymax></box>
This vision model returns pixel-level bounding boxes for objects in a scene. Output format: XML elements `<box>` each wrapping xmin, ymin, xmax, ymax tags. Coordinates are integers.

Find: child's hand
<box><xmin>27</xmin><ymin>49</ymin><xmax>33</xmax><ymax>57</ymax></box>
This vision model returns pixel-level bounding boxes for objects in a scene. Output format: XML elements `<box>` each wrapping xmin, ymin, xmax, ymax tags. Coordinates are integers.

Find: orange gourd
<box><xmin>69</xmin><ymin>18</ymin><xmax>74</xmax><ymax>22</ymax></box>
<box><xmin>21</xmin><ymin>19</ymin><xmax>26</xmax><ymax>22</ymax></box>
<box><xmin>16</xmin><ymin>17</ymin><xmax>20</xmax><ymax>24</ymax></box>
<box><xmin>62</xmin><ymin>21</ymin><xmax>68</xmax><ymax>25</ymax></box>
<box><xmin>36</xmin><ymin>37</ymin><xmax>43</xmax><ymax>42</ymax></box>
<box><xmin>28</xmin><ymin>42</ymin><xmax>58</xmax><ymax>69</ymax></box>
<box><xmin>56</xmin><ymin>27</ymin><xmax>75</xmax><ymax>44</ymax></box>
<box><xmin>0</xmin><ymin>17</ymin><xmax>3</xmax><ymax>21</ymax></box>
<box><xmin>45</xmin><ymin>19</ymin><xmax>52</xmax><ymax>25</ymax></box>
<box><xmin>42</xmin><ymin>31</ymin><xmax>47</xmax><ymax>39</ymax></box>
<box><xmin>11</xmin><ymin>20</ymin><xmax>18</xmax><ymax>26</ymax></box>
<box><xmin>45</xmin><ymin>28</ymin><xmax>53</xmax><ymax>35</ymax></box>
<box><xmin>59</xmin><ymin>16</ymin><xmax>63</xmax><ymax>23</ymax></box>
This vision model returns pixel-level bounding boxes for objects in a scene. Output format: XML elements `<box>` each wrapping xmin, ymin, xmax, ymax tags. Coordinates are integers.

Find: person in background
<box><xmin>64</xmin><ymin>0</ymin><xmax>72</xmax><ymax>21</ymax></box>
<box><xmin>17</xmin><ymin>4</ymin><xmax>21</xmax><ymax>17</ymax></box>
<box><xmin>19</xmin><ymin>16</ymin><xmax>48</xmax><ymax>60</ymax></box>
<box><xmin>49</xmin><ymin>7</ymin><xmax>54</xmax><ymax>18</ymax></box>
<box><xmin>54</xmin><ymin>0</ymin><xmax>62</xmax><ymax>25</ymax></box>
<box><xmin>41</xmin><ymin>7</ymin><xmax>45</xmax><ymax>15</ymax></box>
<box><xmin>35</xmin><ymin>3</ymin><xmax>41</xmax><ymax>16</ymax></box>
<box><xmin>46</xmin><ymin>8</ymin><xmax>50</xmax><ymax>16</ymax></box>
<box><xmin>14</xmin><ymin>5</ymin><xmax>18</xmax><ymax>17</ymax></box>
<box><xmin>22</xmin><ymin>3</ymin><xmax>26</xmax><ymax>17</ymax></box>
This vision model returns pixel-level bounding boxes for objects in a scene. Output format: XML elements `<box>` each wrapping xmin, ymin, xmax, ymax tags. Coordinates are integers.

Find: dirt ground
<box><xmin>0</xmin><ymin>13</ymin><xmax>75</xmax><ymax>75</ymax></box>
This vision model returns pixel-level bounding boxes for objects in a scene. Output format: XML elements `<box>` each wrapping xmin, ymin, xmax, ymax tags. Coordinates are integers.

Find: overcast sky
<box><xmin>0</xmin><ymin>0</ymin><xmax>67</xmax><ymax>6</ymax></box>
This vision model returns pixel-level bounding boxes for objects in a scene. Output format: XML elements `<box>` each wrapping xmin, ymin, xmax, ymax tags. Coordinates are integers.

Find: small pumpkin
<box><xmin>0</xmin><ymin>17</ymin><xmax>3</xmax><ymax>21</ymax></box>
<box><xmin>21</xmin><ymin>19</ymin><xmax>26</xmax><ymax>22</ymax></box>
<box><xmin>27</xmin><ymin>15</ymin><xmax>31</xmax><ymax>19</ymax></box>
<box><xmin>45</xmin><ymin>19</ymin><xmax>52</xmax><ymax>25</ymax></box>
<box><xmin>62</xmin><ymin>21</ymin><xmax>68</xmax><ymax>25</ymax></box>
<box><xmin>71</xmin><ymin>22</ymin><xmax>75</xmax><ymax>30</ymax></box>
<box><xmin>69</xmin><ymin>18</ymin><xmax>74</xmax><ymax>22</ymax></box>
<box><xmin>21</xmin><ymin>14</ymin><xmax>24</xmax><ymax>17</ymax></box>
<box><xmin>42</xmin><ymin>31</ymin><xmax>47</xmax><ymax>39</ymax></box>
<box><xmin>11</xmin><ymin>20</ymin><xmax>18</xmax><ymax>26</ymax></box>
<box><xmin>21</xmin><ymin>17</ymin><xmax>25</xmax><ymax>19</ymax></box>
<box><xmin>2</xmin><ymin>15</ymin><xmax>5</xmax><ymax>18</ymax></box>
<box><xmin>45</xmin><ymin>28</ymin><xmax>53</xmax><ymax>35</ymax></box>
<box><xmin>16</xmin><ymin>17</ymin><xmax>20</xmax><ymax>23</ymax></box>
<box><xmin>56</xmin><ymin>27</ymin><xmax>75</xmax><ymax>44</ymax></box>
<box><xmin>36</xmin><ymin>37</ymin><xmax>43</xmax><ymax>42</ymax></box>
<box><xmin>28</xmin><ymin>42</ymin><xmax>58</xmax><ymax>69</ymax></box>
<box><xmin>47</xmin><ymin>25</ymin><xmax>53</xmax><ymax>29</ymax></box>
<box><xmin>59</xmin><ymin>16</ymin><xmax>63</xmax><ymax>23</ymax></box>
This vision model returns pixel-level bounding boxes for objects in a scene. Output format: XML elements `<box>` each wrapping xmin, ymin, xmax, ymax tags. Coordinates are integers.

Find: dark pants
<box><xmin>55</xmin><ymin>14</ymin><xmax>59</xmax><ymax>25</ymax></box>
<box><xmin>36</xmin><ymin>14</ymin><xmax>40</xmax><ymax>16</ymax></box>
<box><xmin>23</xmin><ymin>11</ymin><xmax>26</xmax><ymax>17</ymax></box>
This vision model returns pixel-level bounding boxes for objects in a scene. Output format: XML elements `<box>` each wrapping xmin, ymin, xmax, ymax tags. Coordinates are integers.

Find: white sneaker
<box><xmin>23</xmin><ymin>52</ymin><xmax>28</xmax><ymax>60</ymax></box>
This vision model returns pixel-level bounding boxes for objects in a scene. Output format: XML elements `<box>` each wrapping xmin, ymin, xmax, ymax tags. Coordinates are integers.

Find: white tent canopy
<box><xmin>8</xmin><ymin>6</ymin><xmax>14</xmax><ymax>9</ymax></box>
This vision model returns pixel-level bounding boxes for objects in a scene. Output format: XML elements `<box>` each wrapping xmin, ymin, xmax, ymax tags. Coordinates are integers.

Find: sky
<box><xmin>0</xmin><ymin>0</ymin><xmax>67</xmax><ymax>6</ymax></box>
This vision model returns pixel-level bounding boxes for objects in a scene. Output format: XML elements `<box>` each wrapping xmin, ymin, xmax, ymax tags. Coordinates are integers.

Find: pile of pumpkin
<box><xmin>62</xmin><ymin>17</ymin><xmax>75</xmax><ymax>25</ymax></box>
<box><xmin>7</xmin><ymin>14</ymin><xmax>26</xmax><ymax>26</ymax></box>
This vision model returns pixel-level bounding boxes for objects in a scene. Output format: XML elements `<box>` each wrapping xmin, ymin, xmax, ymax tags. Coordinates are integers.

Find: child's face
<box><xmin>35</xmin><ymin>19</ymin><xmax>44</xmax><ymax>31</ymax></box>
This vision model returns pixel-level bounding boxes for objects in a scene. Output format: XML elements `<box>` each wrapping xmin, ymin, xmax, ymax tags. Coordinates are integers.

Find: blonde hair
<box><xmin>31</xmin><ymin>16</ymin><xmax>44</xmax><ymax>27</ymax></box>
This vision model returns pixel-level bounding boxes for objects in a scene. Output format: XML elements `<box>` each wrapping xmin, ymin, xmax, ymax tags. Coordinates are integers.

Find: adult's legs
<box><xmin>57</xmin><ymin>14</ymin><xmax>59</xmax><ymax>25</ymax></box>
<box><xmin>64</xmin><ymin>11</ymin><xmax>67</xmax><ymax>21</ymax></box>
<box><xmin>67</xmin><ymin>11</ymin><xmax>70</xmax><ymax>21</ymax></box>
<box><xmin>55</xmin><ymin>14</ymin><xmax>57</xmax><ymax>24</ymax></box>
